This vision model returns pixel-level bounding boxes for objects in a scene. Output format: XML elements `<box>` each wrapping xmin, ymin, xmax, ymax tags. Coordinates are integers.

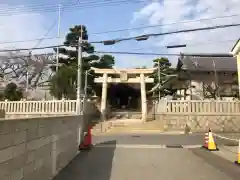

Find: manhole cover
<box><xmin>166</xmin><ymin>145</ymin><xmax>183</xmax><ymax>148</ymax></box>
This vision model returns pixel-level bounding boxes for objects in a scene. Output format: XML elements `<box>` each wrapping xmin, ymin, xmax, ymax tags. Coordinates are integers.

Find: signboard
<box><xmin>120</xmin><ymin>71</ymin><xmax>128</xmax><ymax>82</ymax></box>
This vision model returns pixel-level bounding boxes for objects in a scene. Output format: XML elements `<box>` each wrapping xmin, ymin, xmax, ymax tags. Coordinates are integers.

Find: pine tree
<box><xmin>49</xmin><ymin>25</ymin><xmax>115</xmax><ymax>99</ymax></box>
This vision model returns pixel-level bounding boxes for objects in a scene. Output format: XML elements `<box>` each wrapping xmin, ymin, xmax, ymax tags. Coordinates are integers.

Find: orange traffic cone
<box><xmin>202</xmin><ymin>128</ymin><xmax>218</xmax><ymax>151</ymax></box>
<box><xmin>234</xmin><ymin>139</ymin><xmax>240</xmax><ymax>165</ymax></box>
<box><xmin>203</xmin><ymin>131</ymin><xmax>209</xmax><ymax>148</ymax></box>
<box><xmin>79</xmin><ymin>126</ymin><xmax>93</xmax><ymax>151</ymax></box>
<box><xmin>86</xmin><ymin>125</ymin><xmax>92</xmax><ymax>146</ymax></box>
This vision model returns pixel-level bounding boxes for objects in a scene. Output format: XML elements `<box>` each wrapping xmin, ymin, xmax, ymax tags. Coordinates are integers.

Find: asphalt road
<box><xmin>54</xmin><ymin>134</ymin><xmax>240</xmax><ymax>180</ymax></box>
<box><xmin>93</xmin><ymin>133</ymin><xmax>234</xmax><ymax>146</ymax></box>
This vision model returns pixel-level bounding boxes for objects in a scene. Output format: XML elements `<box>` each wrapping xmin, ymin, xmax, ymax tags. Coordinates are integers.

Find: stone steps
<box><xmin>92</xmin><ymin>119</ymin><xmax>165</xmax><ymax>134</ymax></box>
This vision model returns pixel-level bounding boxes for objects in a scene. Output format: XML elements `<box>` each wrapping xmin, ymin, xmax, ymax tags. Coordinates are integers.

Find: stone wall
<box><xmin>157</xmin><ymin>113</ymin><xmax>240</xmax><ymax>133</ymax></box>
<box><xmin>0</xmin><ymin>115</ymin><xmax>83</xmax><ymax>180</ymax></box>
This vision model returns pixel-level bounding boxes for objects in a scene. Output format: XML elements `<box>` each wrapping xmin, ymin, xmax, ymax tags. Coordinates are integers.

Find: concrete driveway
<box><xmin>53</xmin><ymin>134</ymin><xmax>240</xmax><ymax>180</ymax></box>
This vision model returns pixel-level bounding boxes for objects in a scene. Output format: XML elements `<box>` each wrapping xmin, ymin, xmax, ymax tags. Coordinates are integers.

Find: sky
<box><xmin>0</xmin><ymin>0</ymin><xmax>239</xmax><ymax>69</ymax></box>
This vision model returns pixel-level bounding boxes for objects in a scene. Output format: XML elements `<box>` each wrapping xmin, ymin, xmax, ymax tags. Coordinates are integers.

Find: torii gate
<box><xmin>91</xmin><ymin>67</ymin><xmax>155</xmax><ymax>121</ymax></box>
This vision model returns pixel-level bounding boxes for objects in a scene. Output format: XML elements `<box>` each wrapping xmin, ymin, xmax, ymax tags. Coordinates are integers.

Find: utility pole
<box><xmin>84</xmin><ymin>70</ymin><xmax>88</xmax><ymax>101</ymax></box>
<box><xmin>26</xmin><ymin>51</ymin><xmax>31</xmax><ymax>100</ymax></box>
<box><xmin>76</xmin><ymin>25</ymin><xmax>83</xmax><ymax>115</ymax></box>
<box><xmin>158</xmin><ymin>61</ymin><xmax>161</xmax><ymax>102</ymax></box>
<box><xmin>56</xmin><ymin>4</ymin><xmax>61</xmax><ymax>72</ymax></box>
<box><xmin>212</xmin><ymin>60</ymin><xmax>220</xmax><ymax>99</ymax></box>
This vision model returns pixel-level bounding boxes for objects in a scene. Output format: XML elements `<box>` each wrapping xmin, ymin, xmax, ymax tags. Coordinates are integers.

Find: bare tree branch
<box><xmin>0</xmin><ymin>51</ymin><xmax>54</xmax><ymax>91</ymax></box>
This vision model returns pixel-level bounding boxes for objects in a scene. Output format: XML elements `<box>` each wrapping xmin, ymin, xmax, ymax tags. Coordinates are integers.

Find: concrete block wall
<box><xmin>158</xmin><ymin>114</ymin><xmax>240</xmax><ymax>133</ymax></box>
<box><xmin>0</xmin><ymin>115</ymin><xmax>83</xmax><ymax>180</ymax></box>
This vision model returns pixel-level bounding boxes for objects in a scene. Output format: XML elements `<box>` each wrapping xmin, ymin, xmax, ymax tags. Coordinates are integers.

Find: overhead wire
<box><xmin>0</xmin><ymin>45</ymin><xmax>61</xmax><ymax>53</ymax></box>
<box><xmin>94</xmin><ymin>51</ymin><xmax>233</xmax><ymax>57</ymax></box>
<box><xmin>0</xmin><ymin>0</ymin><xmax>145</xmax><ymax>16</ymax></box>
<box><xmin>122</xmin><ymin>39</ymin><xmax>238</xmax><ymax>51</ymax></box>
<box><xmin>0</xmin><ymin>13</ymin><xmax>240</xmax><ymax>46</ymax></box>
<box><xmin>91</xmin><ymin>13</ymin><xmax>240</xmax><ymax>35</ymax></box>
<box><xmin>0</xmin><ymin>39</ymin><xmax>237</xmax><ymax>59</ymax></box>
<box><xmin>0</xmin><ymin>37</ymin><xmax>58</xmax><ymax>45</ymax></box>
<box><xmin>2</xmin><ymin>50</ymin><xmax>231</xmax><ymax>60</ymax></box>
<box><xmin>95</xmin><ymin>51</ymin><xmax>180</xmax><ymax>56</ymax></box>
<box><xmin>90</xmin><ymin>23</ymin><xmax>240</xmax><ymax>43</ymax></box>
<box><xmin>0</xmin><ymin>23</ymin><xmax>239</xmax><ymax>53</ymax></box>
<box><xmin>0</xmin><ymin>52</ymin><xmax>56</xmax><ymax>61</ymax></box>
<box><xmin>33</xmin><ymin>18</ymin><xmax>58</xmax><ymax>48</ymax></box>
<box><xmin>0</xmin><ymin>0</ymin><xmax>116</xmax><ymax>11</ymax></box>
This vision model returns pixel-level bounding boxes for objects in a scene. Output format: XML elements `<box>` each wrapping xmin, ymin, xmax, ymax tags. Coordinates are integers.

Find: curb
<box><xmin>93</xmin><ymin>130</ymin><xmax>192</xmax><ymax>135</ymax></box>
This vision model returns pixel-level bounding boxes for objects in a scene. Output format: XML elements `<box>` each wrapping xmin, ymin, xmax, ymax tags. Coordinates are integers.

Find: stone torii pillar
<box><xmin>140</xmin><ymin>73</ymin><xmax>147</xmax><ymax>121</ymax></box>
<box><xmin>91</xmin><ymin>68</ymin><xmax>155</xmax><ymax>122</ymax></box>
<box><xmin>101</xmin><ymin>73</ymin><xmax>108</xmax><ymax>119</ymax></box>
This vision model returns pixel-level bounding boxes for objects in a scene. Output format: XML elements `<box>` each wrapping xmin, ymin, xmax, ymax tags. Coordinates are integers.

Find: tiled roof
<box><xmin>178</xmin><ymin>56</ymin><xmax>237</xmax><ymax>71</ymax></box>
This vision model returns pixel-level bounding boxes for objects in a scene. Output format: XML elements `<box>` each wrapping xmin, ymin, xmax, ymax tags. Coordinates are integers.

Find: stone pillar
<box><xmin>101</xmin><ymin>73</ymin><xmax>108</xmax><ymax>120</ymax></box>
<box><xmin>140</xmin><ymin>73</ymin><xmax>147</xmax><ymax>121</ymax></box>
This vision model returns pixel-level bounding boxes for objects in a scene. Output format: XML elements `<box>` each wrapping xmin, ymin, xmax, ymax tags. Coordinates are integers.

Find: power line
<box><xmin>33</xmin><ymin>18</ymin><xmax>58</xmax><ymax>48</ymax></box>
<box><xmin>95</xmin><ymin>51</ymin><xmax>180</xmax><ymax>56</ymax></box>
<box><xmin>0</xmin><ymin>23</ymin><xmax>239</xmax><ymax>52</ymax></box>
<box><xmin>94</xmin><ymin>51</ymin><xmax>233</xmax><ymax>57</ymax></box>
<box><xmin>124</xmin><ymin>39</ymin><xmax>238</xmax><ymax>51</ymax></box>
<box><xmin>91</xmin><ymin>14</ymin><xmax>240</xmax><ymax>35</ymax></box>
<box><xmin>0</xmin><ymin>37</ymin><xmax>58</xmax><ymax>45</ymax></box>
<box><xmin>1</xmin><ymin>0</ymin><xmax>80</xmax><ymax>10</ymax></box>
<box><xmin>89</xmin><ymin>23</ymin><xmax>240</xmax><ymax>44</ymax></box>
<box><xmin>1</xmin><ymin>0</ymin><xmax>110</xmax><ymax>11</ymax></box>
<box><xmin>0</xmin><ymin>52</ymin><xmax>56</xmax><ymax>61</ymax></box>
<box><xmin>1</xmin><ymin>13</ymin><xmax>239</xmax><ymax>45</ymax></box>
<box><xmin>0</xmin><ymin>45</ymin><xmax>62</xmax><ymax>52</ymax></box>
<box><xmin>0</xmin><ymin>39</ymin><xmax>236</xmax><ymax>53</ymax></box>
<box><xmin>0</xmin><ymin>0</ymin><xmax>145</xmax><ymax>16</ymax></box>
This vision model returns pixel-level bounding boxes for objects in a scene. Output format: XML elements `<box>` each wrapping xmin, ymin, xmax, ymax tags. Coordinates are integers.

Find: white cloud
<box><xmin>114</xmin><ymin>54</ymin><xmax>155</xmax><ymax>68</ymax></box>
<box><xmin>131</xmin><ymin>2</ymin><xmax>162</xmax><ymax>24</ymax></box>
<box><xmin>0</xmin><ymin>4</ymin><xmax>60</xmax><ymax>53</ymax></box>
<box><xmin>0</xmin><ymin>4</ymin><xmax>60</xmax><ymax>98</ymax></box>
<box><xmin>131</xmin><ymin>0</ymin><xmax>240</xmax><ymax>63</ymax></box>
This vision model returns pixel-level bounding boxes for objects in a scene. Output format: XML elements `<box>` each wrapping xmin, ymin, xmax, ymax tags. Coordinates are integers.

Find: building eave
<box><xmin>230</xmin><ymin>38</ymin><xmax>240</xmax><ymax>56</ymax></box>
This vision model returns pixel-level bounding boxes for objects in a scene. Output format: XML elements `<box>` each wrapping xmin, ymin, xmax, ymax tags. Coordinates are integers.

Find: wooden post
<box><xmin>140</xmin><ymin>73</ymin><xmax>147</xmax><ymax>121</ymax></box>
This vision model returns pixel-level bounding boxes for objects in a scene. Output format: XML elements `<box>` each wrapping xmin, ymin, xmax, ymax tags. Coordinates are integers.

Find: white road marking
<box><xmin>94</xmin><ymin>144</ymin><xmax>202</xmax><ymax>149</ymax></box>
<box><xmin>182</xmin><ymin>145</ymin><xmax>202</xmax><ymax>149</ymax></box>
<box><xmin>95</xmin><ymin>144</ymin><xmax>167</xmax><ymax>148</ymax></box>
